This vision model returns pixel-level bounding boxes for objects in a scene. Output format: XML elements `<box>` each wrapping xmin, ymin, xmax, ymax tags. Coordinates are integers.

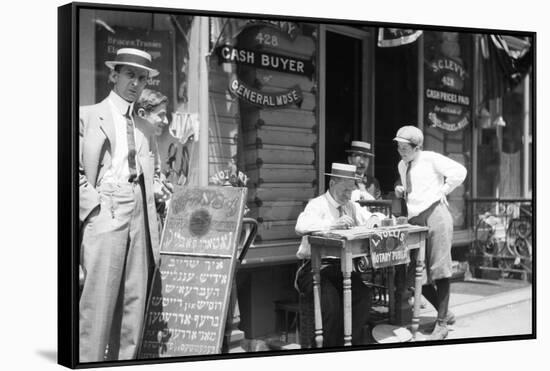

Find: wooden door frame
<box><xmin>318</xmin><ymin>25</ymin><xmax>374</xmax><ymax>191</ymax></box>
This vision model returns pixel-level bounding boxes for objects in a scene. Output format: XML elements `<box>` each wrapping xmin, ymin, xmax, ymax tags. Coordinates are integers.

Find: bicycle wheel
<box><xmin>511</xmin><ymin>236</ymin><xmax>532</xmax><ymax>259</ymax></box>
<box><xmin>475</xmin><ymin>218</ymin><xmax>497</xmax><ymax>255</ymax></box>
<box><xmin>506</xmin><ymin>218</ymin><xmax>532</xmax><ymax>259</ymax></box>
<box><xmin>508</xmin><ymin>218</ymin><xmax>532</xmax><ymax>240</ymax></box>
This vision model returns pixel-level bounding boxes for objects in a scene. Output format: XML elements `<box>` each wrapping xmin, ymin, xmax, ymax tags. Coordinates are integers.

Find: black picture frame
<box><xmin>58</xmin><ymin>1</ymin><xmax>536</xmax><ymax>368</ymax></box>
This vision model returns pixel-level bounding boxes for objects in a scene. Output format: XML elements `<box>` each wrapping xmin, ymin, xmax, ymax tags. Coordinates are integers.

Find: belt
<box><xmin>410</xmin><ymin>199</ymin><xmax>443</xmax><ymax>224</ymax></box>
<box><xmin>99</xmin><ymin>174</ymin><xmax>144</xmax><ymax>188</ymax></box>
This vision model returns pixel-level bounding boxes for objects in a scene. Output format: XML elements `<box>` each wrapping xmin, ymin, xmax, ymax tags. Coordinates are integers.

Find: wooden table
<box><xmin>307</xmin><ymin>224</ymin><xmax>429</xmax><ymax>347</ymax></box>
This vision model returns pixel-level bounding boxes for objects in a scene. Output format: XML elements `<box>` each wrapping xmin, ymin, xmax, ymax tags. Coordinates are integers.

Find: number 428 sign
<box><xmin>255</xmin><ymin>32</ymin><xmax>279</xmax><ymax>47</ymax></box>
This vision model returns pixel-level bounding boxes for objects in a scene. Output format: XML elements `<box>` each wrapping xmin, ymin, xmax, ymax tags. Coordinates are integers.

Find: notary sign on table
<box><xmin>369</xmin><ymin>229</ymin><xmax>410</xmax><ymax>269</ymax></box>
<box><xmin>139</xmin><ymin>186</ymin><xmax>247</xmax><ymax>359</ymax></box>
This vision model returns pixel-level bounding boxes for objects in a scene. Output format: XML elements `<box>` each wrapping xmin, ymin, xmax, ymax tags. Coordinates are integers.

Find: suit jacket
<box><xmin>79</xmin><ymin>97</ymin><xmax>161</xmax><ymax>265</ymax></box>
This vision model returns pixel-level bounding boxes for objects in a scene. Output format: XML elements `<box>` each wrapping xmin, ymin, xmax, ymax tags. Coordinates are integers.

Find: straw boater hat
<box><xmin>345</xmin><ymin>141</ymin><xmax>374</xmax><ymax>157</ymax></box>
<box><xmin>324</xmin><ymin>163</ymin><xmax>361</xmax><ymax>180</ymax></box>
<box><xmin>105</xmin><ymin>48</ymin><xmax>160</xmax><ymax>78</ymax></box>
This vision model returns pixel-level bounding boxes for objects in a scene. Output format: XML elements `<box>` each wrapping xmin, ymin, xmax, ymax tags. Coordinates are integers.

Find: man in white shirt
<box><xmin>295</xmin><ymin>163</ymin><xmax>382</xmax><ymax>347</ymax></box>
<box><xmin>394</xmin><ymin>125</ymin><xmax>467</xmax><ymax>340</ymax></box>
<box><xmin>79</xmin><ymin>48</ymin><xmax>171</xmax><ymax>362</ymax></box>
<box><xmin>346</xmin><ymin>140</ymin><xmax>377</xmax><ymax>202</ymax></box>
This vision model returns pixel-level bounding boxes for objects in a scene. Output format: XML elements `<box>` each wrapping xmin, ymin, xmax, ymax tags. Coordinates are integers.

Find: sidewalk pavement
<box><xmin>414</xmin><ymin>277</ymin><xmax>532</xmax><ymax>340</ymax></box>
<box><xmin>254</xmin><ymin>277</ymin><xmax>533</xmax><ymax>350</ymax></box>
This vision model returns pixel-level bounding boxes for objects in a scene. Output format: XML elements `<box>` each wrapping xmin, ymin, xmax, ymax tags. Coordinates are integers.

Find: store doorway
<box><xmin>320</xmin><ymin>26</ymin><xmax>372</xmax><ymax>191</ymax></box>
<box><xmin>374</xmin><ymin>42</ymin><xmax>418</xmax><ymax>195</ymax></box>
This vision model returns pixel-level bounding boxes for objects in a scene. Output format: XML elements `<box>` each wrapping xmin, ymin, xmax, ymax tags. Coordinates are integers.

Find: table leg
<box><xmin>341</xmin><ymin>250</ymin><xmax>353</xmax><ymax>346</ymax></box>
<box><xmin>387</xmin><ymin>267</ymin><xmax>395</xmax><ymax>324</ymax></box>
<box><xmin>411</xmin><ymin>236</ymin><xmax>426</xmax><ymax>340</ymax></box>
<box><xmin>311</xmin><ymin>249</ymin><xmax>323</xmax><ymax>348</ymax></box>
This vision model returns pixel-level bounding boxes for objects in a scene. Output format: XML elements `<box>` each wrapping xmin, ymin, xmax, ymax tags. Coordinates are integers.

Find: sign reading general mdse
<box><xmin>228</xmin><ymin>77</ymin><xmax>303</xmax><ymax>108</ymax></box>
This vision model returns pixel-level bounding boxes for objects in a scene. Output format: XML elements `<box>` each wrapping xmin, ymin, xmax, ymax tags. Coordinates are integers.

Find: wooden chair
<box><xmin>222</xmin><ymin>218</ymin><xmax>258</xmax><ymax>353</ymax></box>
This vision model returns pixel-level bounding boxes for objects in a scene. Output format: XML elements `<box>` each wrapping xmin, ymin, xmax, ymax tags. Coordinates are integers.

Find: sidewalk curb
<box><xmin>420</xmin><ymin>286</ymin><xmax>532</xmax><ymax>325</ymax></box>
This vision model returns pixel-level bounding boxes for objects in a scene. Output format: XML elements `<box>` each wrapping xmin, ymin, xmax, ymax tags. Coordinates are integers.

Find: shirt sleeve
<box><xmin>432</xmin><ymin>152</ymin><xmax>467</xmax><ymax>195</ymax></box>
<box><xmin>354</xmin><ymin>202</ymin><xmax>373</xmax><ymax>225</ymax></box>
<box><xmin>295</xmin><ymin>198</ymin><xmax>333</xmax><ymax>235</ymax></box>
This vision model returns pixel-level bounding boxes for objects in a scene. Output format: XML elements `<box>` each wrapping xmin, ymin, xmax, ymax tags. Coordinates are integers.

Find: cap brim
<box><xmin>393</xmin><ymin>137</ymin><xmax>411</xmax><ymax>143</ymax></box>
<box><xmin>105</xmin><ymin>61</ymin><xmax>160</xmax><ymax>78</ymax></box>
<box><xmin>324</xmin><ymin>173</ymin><xmax>362</xmax><ymax>180</ymax></box>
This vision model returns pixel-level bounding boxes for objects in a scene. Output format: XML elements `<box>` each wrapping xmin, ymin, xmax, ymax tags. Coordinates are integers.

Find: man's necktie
<box><xmin>125</xmin><ymin>106</ymin><xmax>138</xmax><ymax>182</ymax></box>
<box><xmin>337</xmin><ymin>205</ymin><xmax>344</xmax><ymax>217</ymax></box>
<box><xmin>405</xmin><ymin>161</ymin><xmax>413</xmax><ymax>200</ymax></box>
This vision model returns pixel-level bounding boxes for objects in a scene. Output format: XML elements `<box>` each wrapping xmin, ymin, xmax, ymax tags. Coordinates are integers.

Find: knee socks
<box><xmin>421</xmin><ymin>278</ymin><xmax>450</xmax><ymax>322</ymax></box>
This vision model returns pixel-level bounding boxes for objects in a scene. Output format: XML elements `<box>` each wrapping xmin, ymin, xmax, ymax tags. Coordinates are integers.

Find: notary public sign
<box><xmin>369</xmin><ymin>229</ymin><xmax>410</xmax><ymax>269</ymax></box>
<box><xmin>139</xmin><ymin>186</ymin><xmax>247</xmax><ymax>358</ymax></box>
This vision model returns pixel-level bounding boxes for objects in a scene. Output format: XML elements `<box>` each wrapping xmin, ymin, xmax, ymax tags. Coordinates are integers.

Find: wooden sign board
<box><xmin>139</xmin><ymin>186</ymin><xmax>247</xmax><ymax>359</ymax></box>
<box><xmin>369</xmin><ymin>229</ymin><xmax>410</xmax><ymax>269</ymax></box>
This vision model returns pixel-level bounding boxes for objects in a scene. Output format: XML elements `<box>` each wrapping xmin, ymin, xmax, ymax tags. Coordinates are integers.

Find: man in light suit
<box><xmin>79</xmin><ymin>48</ymin><xmax>171</xmax><ymax>362</ymax></box>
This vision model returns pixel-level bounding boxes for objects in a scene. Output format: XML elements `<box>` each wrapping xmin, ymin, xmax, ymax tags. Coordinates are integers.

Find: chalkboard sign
<box><xmin>139</xmin><ymin>186</ymin><xmax>247</xmax><ymax>359</ymax></box>
<box><xmin>369</xmin><ymin>229</ymin><xmax>410</xmax><ymax>269</ymax></box>
<box><xmin>162</xmin><ymin>187</ymin><xmax>246</xmax><ymax>255</ymax></box>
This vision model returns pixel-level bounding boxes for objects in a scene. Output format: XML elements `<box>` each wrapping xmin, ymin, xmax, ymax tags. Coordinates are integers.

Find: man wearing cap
<box><xmin>346</xmin><ymin>141</ymin><xmax>378</xmax><ymax>202</ymax></box>
<box><xmin>393</xmin><ymin>125</ymin><xmax>467</xmax><ymax>340</ymax></box>
<box><xmin>79</xmin><ymin>48</ymin><xmax>171</xmax><ymax>361</ymax></box>
<box><xmin>295</xmin><ymin>163</ymin><xmax>384</xmax><ymax>347</ymax></box>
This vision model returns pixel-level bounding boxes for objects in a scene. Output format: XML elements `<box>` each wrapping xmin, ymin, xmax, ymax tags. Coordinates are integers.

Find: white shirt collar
<box><xmin>108</xmin><ymin>90</ymin><xmax>134</xmax><ymax>117</ymax></box>
<box><xmin>324</xmin><ymin>190</ymin><xmax>341</xmax><ymax>208</ymax></box>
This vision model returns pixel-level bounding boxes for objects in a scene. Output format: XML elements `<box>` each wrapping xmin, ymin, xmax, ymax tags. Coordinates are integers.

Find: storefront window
<box><xmin>476</xmin><ymin>82</ymin><xmax>529</xmax><ymax>198</ymax></box>
<box><xmin>422</xmin><ymin>31</ymin><xmax>474</xmax><ymax>230</ymax></box>
<box><xmin>79</xmin><ymin>9</ymin><xmax>320</xmax><ymax>254</ymax></box>
<box><xmin>476</xmin><ymin>35</ymin><xmax>532</xmax><ymax>198</ymax></box>
<box><xmin>207</xmin><ymin>18</ymin><xmax>318</xmax><ymax>245</ymax></box>
<box><xmin>79</xmin><ymin>9</ymin><xmax>197</xmax><ymax>186</ymax></box>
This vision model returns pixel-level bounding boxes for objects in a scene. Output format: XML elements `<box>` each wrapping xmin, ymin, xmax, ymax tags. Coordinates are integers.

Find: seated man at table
<box><xmin>295</xmin><ymin>163</ymin><xmax>383</xmax><ymax>347</ymax></box>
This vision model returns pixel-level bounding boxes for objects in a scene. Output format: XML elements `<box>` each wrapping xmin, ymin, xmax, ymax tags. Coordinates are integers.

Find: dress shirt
<box><xmin>398</xmin><ymin>150</ymin><xmax>466</xmax><ymax>218</ymax></box>
<box><xmin>102</xmin><ymin>91</ymin><xmax>141</xmax><ymax>184</ymax></box>
<box><xmin>295</xmin><ymin>191</ymin><xmax>375</xmax><ymax>259</ymax></box>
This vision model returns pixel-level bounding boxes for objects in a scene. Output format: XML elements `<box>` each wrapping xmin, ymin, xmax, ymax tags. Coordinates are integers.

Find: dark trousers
<box><xmin>296</xmin><ymin>261</ymin><xmax>371</xmax><ymax>347</ymax></box>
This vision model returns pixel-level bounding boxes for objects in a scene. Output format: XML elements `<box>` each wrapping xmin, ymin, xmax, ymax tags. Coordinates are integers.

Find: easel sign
<box><xmin>139</xmin><ymin>186</ymin><xmax>247</xmax><ymax>359</ymax></box>
<box><xmin>369</xmin><ymin>229</ymin><xmax>410</xmax><ymax>269</ymax></box>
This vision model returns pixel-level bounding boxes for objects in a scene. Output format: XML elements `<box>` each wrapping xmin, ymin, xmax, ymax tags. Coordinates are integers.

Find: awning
<box><xmin>481</xmin><ymin>34</ymin><xmax>532</xmax><ymax>101</ymax></box>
